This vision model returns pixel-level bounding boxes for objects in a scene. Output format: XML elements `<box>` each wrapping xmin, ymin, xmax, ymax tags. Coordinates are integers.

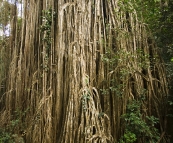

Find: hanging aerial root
<box><xmin>77</xmin><ymin>75</ymin><xmax>113</xmax><ymax>142</ymax></box>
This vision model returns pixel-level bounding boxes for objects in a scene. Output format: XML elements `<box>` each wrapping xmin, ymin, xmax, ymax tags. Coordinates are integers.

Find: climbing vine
<box><xmin>40</xmin><ymin>8</ymin><xmax>55</xmax><ymax>72</ymax></box>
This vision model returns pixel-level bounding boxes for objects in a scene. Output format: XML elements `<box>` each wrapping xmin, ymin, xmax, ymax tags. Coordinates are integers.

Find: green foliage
<box><xmin>81</xmin><ymin>90</ymin><xmax>90</xmax><ymax>112</ymax></box>
<box><xmin>117</xmin><ymin>0</ymin><xmax>161</xmax><ymax>26</ymax></box>
<box><xmin>102</xmin><ymin>48</ymin><xmax>150</xmax><ymax>71</ymax></box>
<box><xmin>0</xmin><ymin>119</ymin><xmax>17</xmax><ymax>143</ymax></box>
<box><xmin>156</xmin><ymin>2</ymin><xmax>173</xmax><ymax>68</ymax></box>
<box><xmin>119</xmin><ymin>99</ymin><xmax>160</xmax><ymax>143</ymax></box>
<box><xmin>119</xmin><ymin>131</ymin><xmax>136</xmax><ymax>143</ymax></box>
<box><xmin>142</xmin><ymin>0</ymin><xmax>173</xmax><ymax>80</ymax></box>
<box><xmin>0</xmin><ymin>130</ymin><xmax>14</xmax><ymax>143</ymax></box>
<box><xmin>40</xmin><ymin>8</ymin><xmax>56</xmax><ymax>72</ymax></box>
<box><xmin>0</xmin><ymin>108</ymin><xmax>29</xmax><ymax>143</ymax></box>
<box><xmin>102</xmin><ymin>1</ymin><xmax>166</xmax><ymax>142</ymax></box>
<box><xmin>98</xmin><ymin>112</ymin><xmax>104</xmax><ymax>119</ymax></box>
<box><xmin>102</xmin><ymin>48</ymin><xmax>160</xmax><ymax>143</ymax></box>
<box><xmin>101</xmin><ymin>48</ymin><xmax>150</xmax><ymax>98</ymax></box>
<box><xmin>81</xmin><ymin>76</ymin><xmax>91</xmax><ymax>112</ymax></box>
<box><xmin>17</xmin><ymin>17</ymin><xmax>22</xmax><ymax>32</ymax></box>
<box><xmin>40</xmin><ymin>8</ymin><xmax>56</xmax><ymax>47</ymax></box>
<box><xmin>123</xmin><ymin>131</ymin><xmax>136</xmax><ymax>143</ymax></box>
<box><xmin>168</xmin><ymin>100</ymin><xmax>173</xmax><ymax>106</ymax></box>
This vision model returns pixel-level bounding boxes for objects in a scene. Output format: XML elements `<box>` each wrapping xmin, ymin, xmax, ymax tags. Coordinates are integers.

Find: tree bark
<box><xmin>0</xmin><ymin>0</ymin><xmax>169</xmax><ymax>143</ymax></box>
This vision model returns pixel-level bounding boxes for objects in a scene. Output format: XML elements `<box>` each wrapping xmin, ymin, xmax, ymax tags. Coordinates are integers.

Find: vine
<box><xmin>101</xmin><ymin>48</ymin><xmax>161</xmax><ymax>142</ymax></box>
<box><xmin>40</xmin><ymin>8</ymin><xmax>56</xmax><ymax>72</ymax></box>
<box><xmin>81</xmin><ymin>76</ymin><xmax>90</xmax><ymax>112</ymax></box>
<box><xmin>101</xmin><ymin>48</ymin><xmax>151</xmax><ymax>98</ymax></box>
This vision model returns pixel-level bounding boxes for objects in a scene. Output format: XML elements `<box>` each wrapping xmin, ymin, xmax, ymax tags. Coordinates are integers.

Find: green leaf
<box><xmin>171</xmin><ymin>57</ymin><xmax>173</xmax><ymax>62</ymax></box>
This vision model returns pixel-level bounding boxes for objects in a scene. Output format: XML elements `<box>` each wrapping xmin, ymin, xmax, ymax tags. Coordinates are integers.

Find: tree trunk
<box><xmin>0</xmin><ymin>0</ymin><xmax>169</xmax><ymax>143</ymax></box>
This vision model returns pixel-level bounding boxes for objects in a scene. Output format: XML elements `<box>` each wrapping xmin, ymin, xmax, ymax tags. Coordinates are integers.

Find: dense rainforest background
<box><xmin>0</xmin><ymin>0</ymin><xmax>173</xmax><ymax>142</ymax></box>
